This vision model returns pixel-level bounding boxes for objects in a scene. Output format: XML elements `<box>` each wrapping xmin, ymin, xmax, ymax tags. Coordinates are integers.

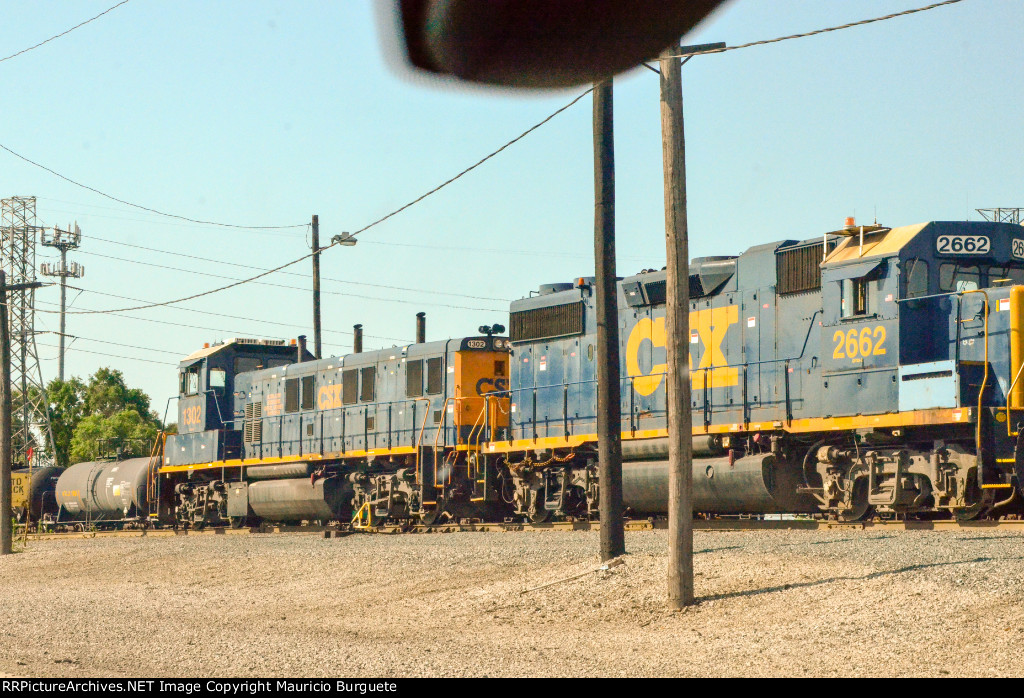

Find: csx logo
<box><xmin>475</xmin><ymin>377</ymin><xmax>508</xmax><ymax>395</ymax></box>
<box><xmin>626</xmin><ymin>306</ymin><xmax>739</xmax><ymax>397</ymax></box>
<box><xmin>318</xmin><ymin>384</ymin><xmax>344</xmax><ymax>409</ymax></box>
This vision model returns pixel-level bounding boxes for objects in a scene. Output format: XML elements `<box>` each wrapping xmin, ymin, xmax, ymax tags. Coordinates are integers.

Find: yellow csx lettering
<box><xmin>318</xmin><ymin>384</ymin><xmax>344</xmax><ymax>409</ymax></box>
<box><xmin>626</xmin><ymin>306</ymin><xmax>740</xmax><ymax>397</ymax></box>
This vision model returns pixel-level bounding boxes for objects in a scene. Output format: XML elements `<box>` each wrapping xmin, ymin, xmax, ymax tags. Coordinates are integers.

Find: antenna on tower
<box><xmin>40</xmin><ymin>222</ymin><xmax>85</xmax><ymax>382</ymax></box>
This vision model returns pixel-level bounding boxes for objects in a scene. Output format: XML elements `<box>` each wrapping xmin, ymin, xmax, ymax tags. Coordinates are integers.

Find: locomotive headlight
<box><xmin>493</xmin><ymin>339</ymin><xmax>505</xmax><ymax>349</ymax></box>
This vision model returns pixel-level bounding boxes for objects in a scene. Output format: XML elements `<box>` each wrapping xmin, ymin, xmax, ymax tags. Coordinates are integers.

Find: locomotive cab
<box><xmin>166</xmin><ymin>338</ymin><xmax>313</xmax><ymax>467</ymax></box>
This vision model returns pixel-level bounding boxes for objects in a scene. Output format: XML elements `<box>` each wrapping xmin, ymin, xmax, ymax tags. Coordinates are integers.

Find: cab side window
<box><xmin>841</xmin><ymin>277</ymin><xmax>870</xmax><ymax>318</ymax></box>
<box><xmin>902</xmin><ymin>258</ymin><xmax>929</xmax><ymax>298</ymax></box>
<box><xmin>180</xmin><ymin>366</ymin><xmax>200</xmax><ymax>396</ymax></box>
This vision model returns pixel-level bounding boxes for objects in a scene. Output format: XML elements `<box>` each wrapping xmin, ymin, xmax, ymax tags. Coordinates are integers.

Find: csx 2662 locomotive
<box><xmin>145</xmin><ymin>218</ymin><xmax>1024</xmax><ymax>527</ymax></box>
<box><xmin>484</xmin><ymin>219</ymin><xmax>1024</xmax><ymax>522</ymax></box>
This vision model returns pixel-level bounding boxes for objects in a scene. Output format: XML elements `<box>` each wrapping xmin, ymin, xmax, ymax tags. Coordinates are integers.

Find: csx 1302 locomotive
<box><xmin>47</xmin><ymin>218</ymin><xmax>1024</xmax><ymax>527</ymax></box>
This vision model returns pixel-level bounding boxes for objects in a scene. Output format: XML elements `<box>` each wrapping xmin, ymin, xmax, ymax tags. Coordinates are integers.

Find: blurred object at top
<box><xmin>396</xmin><ymin>0</ymin><xmax>727</xmax><ymax>88</ymax></box>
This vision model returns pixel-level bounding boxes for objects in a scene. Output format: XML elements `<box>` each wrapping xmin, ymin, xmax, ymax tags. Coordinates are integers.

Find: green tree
<box><xmin>84</xmin><ymin>367</ymin><xmax>157</xmax><ymax>422</ymax></box>
<box><xmin>45</xmin><ymin>368</ymin><xmax>164</xmax><ymax>466</ymax></box>
<box><xmin>46</xmin><ymin>377</ymin><xmax>87</xmax><ymax>468</ymax></box>
<box><xmin>69</xmin><ymin>409</ymin><xmax>160</xmax><ymax>463</ymax></box>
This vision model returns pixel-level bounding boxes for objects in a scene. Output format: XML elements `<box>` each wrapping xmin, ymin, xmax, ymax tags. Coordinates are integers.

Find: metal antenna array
<box><xmin>0</xmin><ymin>196</ymin><xmax>56</xmax><ymax>467</ymax></box>
<box><xmin>40</xmin><ymin>222</ymin><xmax>84</xmax><ymax>381</ymax></box>
<box><xmin>977</xmin><ymin>208</ymin><xmax>1023</xmax><ymax>225</ymax></box>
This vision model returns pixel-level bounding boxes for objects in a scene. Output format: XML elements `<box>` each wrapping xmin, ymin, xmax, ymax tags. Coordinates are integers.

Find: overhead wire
<box><xmin>35</xmin><ymin>341</ymin><xmax>176</xmax><ymax>367</ymax></box>
<box><xmin>35</xmin><ymin>295</ymin><xmax>409</xmax><ymax>343</ymax></box>
<box><xmin>0</xmin><ymin>142</ymin><xmax>306</xmax><ymax>230</ymax></box>
<box><xmin>0</xmin><ymin>0</ymin><xmax>133</xmax><ymax>64</ymax></box>
<box><xmin>13</xmin><ymin>89</ymin><xmax>595</xmax><ymax>315</ymax></box>
<box><xmin>664</xmin><ymin>0</ymin><xmax>964</xmax><ymax>58</ymax></box>
<box><xmin>74</xmin><ymin>250</ymin><xmax>505</xmax><ymax>312</ymax></box>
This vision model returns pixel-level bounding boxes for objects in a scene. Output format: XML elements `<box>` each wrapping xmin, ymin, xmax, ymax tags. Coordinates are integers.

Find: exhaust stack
<box><xmin>297</xmin><ymin>335</ymin><xmax>307</xmax><ymax>362</ymax></box>
<box><xmin>353</xmin><ymin>324</ymin><xmax>363</xmax><ymax>354</ymax></box>
<box><xmin>416</xmin><ymin>312</ymin><xmax>426</xmax><ymax>344</ymax></box>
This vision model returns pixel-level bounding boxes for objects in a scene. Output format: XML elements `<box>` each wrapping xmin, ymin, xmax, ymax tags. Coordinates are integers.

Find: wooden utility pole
<box><xmin>1</xmin><ymin>272</ymin><xmax>12</xmax><ymax>555</ymax></box>
<box><xmin>661</xmin><ymin>43</ymin><xmax>693</xmax><ymax>606</ymax></box>
<box><xmin>593</xmin><ymin>78</ymin><xmax>625</xmax><ymax>561</ymax></box>
<box><xmin>312</xmin><ymin>214</ymin><xmax>322</xmax><ymax>360</ymax></box>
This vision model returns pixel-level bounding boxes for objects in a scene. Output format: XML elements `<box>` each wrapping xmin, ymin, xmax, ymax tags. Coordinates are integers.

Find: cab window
<box><xmin>234</xmin><ymin>357</ymin><xmax>261</xmax><ymax>374</ymax></box>
<box><xmin>939</xmin><ymin>263</ymin><xmax>980</xmax><ymax>292</ymax></box>
<box><xmin>209</xmin><ymin>368</ymin><xmax>226</xmax><ymax>391</ymax></box>
<box><xmin>987</xmin><ymin>265</ymin><xmax>1024</xmax><ymax>287</ymax></box>
<box><xmin>841</xmin><ymin>277</ymin><xmax>869</xmax><ymax>318</ymax></box>
<box><xmin>902</xmin><ymin>258</ymin><xmax>929</xmax><ymax>298</ymax></box>
<box><xmin>180</xmin><ymin>365</ymin><xmax>200</xmax><ymax>396</ymax></box>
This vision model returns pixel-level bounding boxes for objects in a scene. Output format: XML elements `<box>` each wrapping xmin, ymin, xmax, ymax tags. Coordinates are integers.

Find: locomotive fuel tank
<box><xmin>622</xmin><ymin>453</ymin><xmax>818</xmax><ymax>514</ymax></box>
<box><xmin>245</xmin><ymin>476</ymin><xmax>351</xmax><ymax>522</ymax></box>
<box><xmin>11</xmin><ymin>466</ymin><xmax>63</xmax><ymax>521</ymax></box>
<box><xmin>55</xmin><ymin>458</ymin><xmax>152</xmax><ymax>519</ymax></box>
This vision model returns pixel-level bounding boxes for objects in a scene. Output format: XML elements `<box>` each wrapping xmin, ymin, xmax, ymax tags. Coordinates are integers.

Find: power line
<box><xmin>344</xmin><ymin>89</ymin><xmax>595</xmax><ymax>239</ymax></box>
<box><xmin>36</xmin><ymin>341</ymin><xmax>176</xmax><ymax>367</ymax></box>
<box><xmin>0</xmin><ymin>143</ymin><xmax>306</xmax><ymax>230</ymax></box>
<box><xmin>0</xmin><ymin>0</ymin><xmax>133</xmax><ymax>64</ymax></box>
<box><xmin>34</xmin><ymin>297</ymin><xmax>408</xmax><ymax>344</ymax></box>
<box><xmin>666</xmin><ymin>0</ymin><xmax>964</xmax><ymax>58</ymax></box>
<box><xmin>39</xmin><ymin>331</ymin><xmax>186</xmax><ymax>357</ymax></box>
<box><xmin>49</xmin><ymin>89</ymin><xmax>593</xmax><ymax>315</ymax></box>
<box><xmin>84</xmin><ymin>234</ymin><xmax>512</xmax><ymax>303</ymax></box>
<box><xmin>74</xmin><ymin>249</ymin><xmax>506</xmax><ymax>312</ymax></box>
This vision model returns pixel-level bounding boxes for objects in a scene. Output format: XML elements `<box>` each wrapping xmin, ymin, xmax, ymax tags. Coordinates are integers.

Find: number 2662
<box><xmin>832</xmin><ymin>326</ymin><xmax>887</xmax><ymax>360</ymax></box>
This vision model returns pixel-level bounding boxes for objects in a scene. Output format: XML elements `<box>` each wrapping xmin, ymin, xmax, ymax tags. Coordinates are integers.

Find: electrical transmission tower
<box><xmin>0</xmin><ymin>197</ymin><xmax>56</xmax><ymax>467</ymax></box>
<box><xmin>41</xmin><ymin>223</ymin><xmax>84</xmax><ymax>381</ymax></box>
<box><xmin>977</xmin><ymin>208</ymin><xmax>1023</xmax><ymax>225</ymax></box>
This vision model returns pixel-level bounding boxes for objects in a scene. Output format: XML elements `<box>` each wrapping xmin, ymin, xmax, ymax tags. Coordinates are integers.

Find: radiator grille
<box><xmin>510</xmin><ymin>301</ymin><xmax>584</xmax><ymax>343</ymax></box>
<box><xmin>243</xmin><ymin>401</ymin><xmax>263</xmax><ymax>443</ymax></box>
<box><xmin>777</xmin><ymin>242</ymin><xmax>835</xmax><ymax>295</ymax></box>
<box><xmin>644</xmin><ymin>280</ymin><xmax>667</xmax><ymax>305</ymax></box>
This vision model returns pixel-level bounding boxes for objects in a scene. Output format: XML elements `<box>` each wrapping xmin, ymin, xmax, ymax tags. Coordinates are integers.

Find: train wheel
<box><xmin>420</xmin><ymin>508</ymin><xmax>444</xmax><ymax>526</ymax></box>
<box><xmin>229</xmin><ymin>517</ymin><xmax>246</xmax><ymax>529</ymax></box>
<box><xmin>837</xmin><ymin>479</ymin><xmax>871</xmax><ymax>522</ymax></box>
<box><xmin>528</xmin><ymin>508</ymin><xmax>553</xmax><ymax>524</ymax></box>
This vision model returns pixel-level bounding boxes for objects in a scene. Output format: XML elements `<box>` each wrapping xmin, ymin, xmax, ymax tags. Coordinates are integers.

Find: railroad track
<box><xmin>18</xmin><ymin>517</ymin><xmax>1024</xmax><ymax>541</ymax></box>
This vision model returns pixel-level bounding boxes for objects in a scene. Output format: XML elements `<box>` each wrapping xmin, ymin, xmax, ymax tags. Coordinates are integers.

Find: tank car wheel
<box><xmin>229</xmin><ymin>517</ymin><xmax>246</xmax><ymax>529</ymax></box>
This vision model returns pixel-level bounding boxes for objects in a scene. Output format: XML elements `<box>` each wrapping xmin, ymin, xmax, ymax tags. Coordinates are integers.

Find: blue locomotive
<box><xmin>158</xmin><ymin>321</ymin><xmax>511</xmax><ymax>528</ymax></box>
<box><xmin>148</xmin><ymin>218</ymin><xmax>1024</xmax><ymax>527</ymax></box>
<box><xmin>489</xmin><ymin>219</ymin><xmax>1024</xmax><ymax>522</ymax></box>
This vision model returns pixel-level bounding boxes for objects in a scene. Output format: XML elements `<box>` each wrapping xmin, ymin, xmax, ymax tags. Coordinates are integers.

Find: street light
<box><xmin>332</xmin><ymin>232</ymin><xmax>358</xmax><ymax>246</ymax></box>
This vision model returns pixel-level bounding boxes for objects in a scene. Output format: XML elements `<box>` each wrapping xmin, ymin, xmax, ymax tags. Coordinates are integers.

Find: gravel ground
<box><xmin>1</xmin><ymin>529</ymin><xmax>1023</xmax><ymax>677</ymax></box>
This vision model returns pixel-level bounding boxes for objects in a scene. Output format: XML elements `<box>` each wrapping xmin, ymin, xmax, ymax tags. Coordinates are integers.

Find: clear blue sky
<box><xmin>2</xmin><ymin>0</ymin><xmax>1021</xmax><ymax>419</ymax></box>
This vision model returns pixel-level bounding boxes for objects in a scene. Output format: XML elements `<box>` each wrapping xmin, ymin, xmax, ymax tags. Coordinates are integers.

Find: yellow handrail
<box><xmin>351</xmin><ymin>501</ymin><xmax>373</xmax><ymax>529</ymax></box>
